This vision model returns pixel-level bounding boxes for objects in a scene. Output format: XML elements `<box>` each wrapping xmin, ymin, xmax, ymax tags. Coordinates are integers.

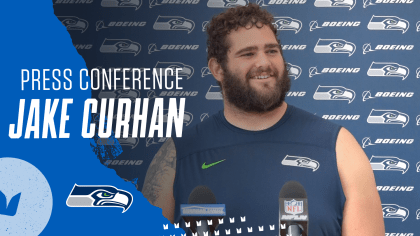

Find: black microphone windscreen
<box><xmin>279</xmin><ymin>181</ymin><xmax>307</xmax><ymax>198</ymax></box>
<box><xmin>188</xmin><ymin>185</ymin><xmax>217</xmax><ymax>204</ymax></box>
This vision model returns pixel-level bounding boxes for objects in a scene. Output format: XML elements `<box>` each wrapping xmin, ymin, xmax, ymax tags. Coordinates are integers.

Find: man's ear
<box><xmin>208</xmin><ymin>58</ymin><xmax>224</xmax><ymax>83</ymax></box>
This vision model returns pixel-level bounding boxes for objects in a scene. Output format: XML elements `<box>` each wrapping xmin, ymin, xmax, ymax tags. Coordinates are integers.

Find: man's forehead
<box><xmin>226</xmin><ymin>24</ymin><xmax>278</xmax><ymax>52</ymax></box>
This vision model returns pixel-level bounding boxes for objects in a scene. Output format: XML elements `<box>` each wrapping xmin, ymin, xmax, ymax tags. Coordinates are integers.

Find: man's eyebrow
<box><xmin>234</xmin><ymin>44</ymin><xmax>281</xmax><ymax>56</ymax></box>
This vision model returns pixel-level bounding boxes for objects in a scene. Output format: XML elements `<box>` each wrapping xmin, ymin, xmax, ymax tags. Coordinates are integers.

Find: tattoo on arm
<box><xmin>142</xmin><ymin>138</ymin><xmax>176</xmax><ymax>205</ymax></box>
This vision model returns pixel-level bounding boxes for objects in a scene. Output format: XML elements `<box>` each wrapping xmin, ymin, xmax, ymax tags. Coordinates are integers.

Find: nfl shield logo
<box><xmin>284</xmin><ymin>199</ymin><xmax>304</xmax><ymax>215</ymax></box>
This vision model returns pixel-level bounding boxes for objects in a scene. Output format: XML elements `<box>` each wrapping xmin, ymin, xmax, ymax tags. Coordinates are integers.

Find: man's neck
<box><xmin>223</xmin><ymin>101</ymin><xmax>288</xmax><ymax>131</ymax></box>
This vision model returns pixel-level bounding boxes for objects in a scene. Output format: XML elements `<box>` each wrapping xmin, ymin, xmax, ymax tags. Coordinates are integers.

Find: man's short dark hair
<box><xmin>206</xmin><ymin>3</ymin><xmax>281</xmax><ymax>66</ymax></box>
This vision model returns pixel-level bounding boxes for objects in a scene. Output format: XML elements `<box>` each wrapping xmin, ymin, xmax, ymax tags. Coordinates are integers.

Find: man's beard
<box><xmin>221</xmin><ymin>64</ymin><xmax>291</xmax><ymax>113</ymax></box>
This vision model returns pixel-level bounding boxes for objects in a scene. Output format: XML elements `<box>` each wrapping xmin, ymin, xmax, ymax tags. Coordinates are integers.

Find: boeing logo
<box><xmin>96</xmin><ymin>21</ymin><xmax>146</xmax><ymax>31</ymax></box>
<box><xmin>309</xmin><ymin>20</ymin><xmax>360</xmax><ymax>31</ymax></box>
<box><xmin>101</xmin><ymin>0</ymin><xmax>142</xmax><ymax>9</ymax></box>
<box><xmin>367</xmin><ymin>15</ymin><xmax>409</xmax><ymax>34</ymax></box>
<box><xmin>148</xmin><ymin>43</ymin><xmax>199</xmax><ymax>54</ymax></box>
<box><xmin>362</xmin><ymin>91</ymin><xmax>414</xmax><ymax>101</ymax></box>
<box><xmin>150</xmin><ymin>0</ymin><xmax>199</xmax><ymax>7</ymax></box>
<box><xmin>57</xmin><ymin>16</ymin><xmax>89</xmax><ymax>33</ymax></box>
<box><xmin>201</xmin><ymin>67</ymin><xmax>212</xmax><ymax>77</ymax></box>
<box><xmin>99</xmin><ymin>38</ymin><xmax>141</xmax><ymax>56</ymax></box>
<box><xmin>370</xmin><ymin>156</ymin><xmax>409</xmax><ymax>174</ymax></box>
<box><xmin>104</xmin><ymin>159</ymin><xmax>143</xmax><ymax>165</ymax></box>
<box><xmin>322</xmin><ymin>115</ymin><xmax>360</xmax><ymax>120</ymax></box>
<box><xmin>287</xmin><ymin>91</ymin><xmax>306</xmax><ymax>97</ymax></box>
<box><xmin>367</xmin><ymin>109</ymin><xmax>409</xmax><ymax>127</ymax></box>
<box><xmin>314</xmin><ymin>39</ymin><xmax>356</xmax><ymax>56</ymax></box>
<box><xmin>313</xmin><ymin>85</ymin><xmax>356</xmax><ymax>103</ymax></box>
<box><xmin>282</xmin><ymin>45</ymin><xmax>306</xmax><ymax>50</ymax></box>
<box><xmin>261</xmin><ymin>0</ymin><xmax>306</xmax><ymax>4</ymax></box>
<box><xmin>363</xmin><ymin>0</ymin><xmax>413</xmax><ymax>8</ymax></box>
<box><xmin>309</xmin><ymin>67</ymin><xmax>359</xmax><ymax>77</ymax></box>
<box><xmin>153</xmin><ymin>16</ymin><xmax>195</xmax><ymax>34</ymax></box>
<box><xmin>206</xmin><ymin>85</ymin><xmax>223</xmax><ymax>100</ymax></box>
<box><xmin>273</xmin><ymin>17</ymin><xmax>302</xmax><ymax>34</ymax></box>
<box><xmin>362</xmin><ymin>43</ymin><xmax>413</xmax><ymax>54</ymax></box>
<box><xmin>367</xmin><ymin>62</ymin><xmax>409</xmax><ymax>80</ymax></box>
<box><xmin>362</xmin><ymin>137</ymin><xmax>414</xmax><ymax>148</ymax></box>
<box><xmin>314</xmin><ymin>0</ymin><xmax>356</xmax><ymax>10</ymax></box>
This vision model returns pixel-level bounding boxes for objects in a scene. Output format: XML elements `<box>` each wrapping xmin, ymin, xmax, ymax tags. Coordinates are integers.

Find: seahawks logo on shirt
<box><xmin>281</xmin><ymin>155</ymin><xmax>320</xmax><ymax>171</ymax></box>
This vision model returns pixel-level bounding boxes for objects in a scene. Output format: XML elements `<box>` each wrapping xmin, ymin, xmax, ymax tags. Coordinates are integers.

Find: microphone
<box><xmin>181</xmin><ymin>185</ymin><xmax>225</xmax><ymax>236</ymax></box>
<box><xmin>279</xmin><ymin>181</ymin><xmax>309</xmax><ymax>236</ymax></box>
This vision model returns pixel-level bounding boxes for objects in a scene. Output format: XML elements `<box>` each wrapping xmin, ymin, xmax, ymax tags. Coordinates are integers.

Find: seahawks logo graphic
<box><xmin>98</xmin><ymin>88</ymin><xmax>141</xmax><ymax>102</ymax></box>
<box><xmin>99</xmin><ymin>39</ymin><xmax>141</xmax><ymax>56</ymax></box>
<box><xmin>362</xmin><ymin>0</ymin><xmax>375</xmax><ymax>8</ymax></box>
<box><xmin>314</xmin><ymin>0</ymin><xmax>356</xmax><ymax>10</ymax></box>
<box><xmin>66</xmin><ymin>184</ymin><xmax>133</xmax><ymax>213</ymax></box>
<box><xmin>286</xmin><ymin>63</ymin><xmax>302</xmax><ymax>80</ymax></box>
<box><xmin>313</xmin><ymin>85</ymin><xmax>356</xmax><ymax>104</ymax></box>
<box><xmin>370</xmin><ymin>156</ymin><xmax>409</xmax><ymax>174</ymax></box>
<box><xmin>154</xmin><ymin>61</ymin><xmax>194</xmax><ymax>80</ymax></box>
<box><xmin>281</xmin><ymin>155</ymin><xmax>320</xmax><ymax>171</ymax></box>
<box><xmin>314</xmin><ymin>39</ymin><xmax>356</xmax><ymax>56</ymax></box>
<box><xmin>361</xmin><ymin>137</ymin><xmax>375</xmax><ymax>148</ymax></box>
<box><xmin>207</xmin><ymin>0</ymin><xmax>248</xmax><ymax>8</ymax></box>
<box><xmin>382</xmin><ymin>204</ymin><xmax>409</xmax><ymax>221</ymax></box>
<box><xmin>101</xmin><ymin>0</ymin><xmax>142</xmax><ymax>10</ymax></box>
<box><xmin>206</xmin><ymin>85</ymin><xmax>223</xmax><ymax>100</ymax></box>
<box><xmin>255</xmin><ymin>0</ymin><xmax>269</xmax><ymax>6</ymax></box>
<box><xmin>57</xmin><ymin>16</ymin><xmax>88</xmax><ymax>33</ymax></box>
<box><xmin>367</xmin><ymin>62</ymin><xmax>409</xmax><ymax>80</ymax></box>
<box><xmin>273</xmin><ymin>17</ymin><xmax>302</xmax><ymax>34</ymax></box>
<box><xmin>201</xmin><ymin>67</ymin><xmax>212</xmax><ymax>77</ymax></box>
<box><xmin>367</xmin><ymin>109</ymin><xmax>409</xmax><ymax>127</ymax></box>
<box><xmin>309</xmin><ymin>21</ymin><xmax>323</xmax><ymax>31</ymax></box>
<box><xmin>153</xmin><ymin>16</ymin><xmax>195</xmax><ymax>34</ymax></box>
<box><xmin>367</xmin><ymin>15</ymin><xmax>409</xmax><ymax>34</ymax></box>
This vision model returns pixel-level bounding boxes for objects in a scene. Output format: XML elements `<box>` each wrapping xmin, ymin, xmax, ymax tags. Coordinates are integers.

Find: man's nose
<box><xmin>254</xmin><ymin>51</ymin><xmax>271</xmax><ymax>69</ymax></box>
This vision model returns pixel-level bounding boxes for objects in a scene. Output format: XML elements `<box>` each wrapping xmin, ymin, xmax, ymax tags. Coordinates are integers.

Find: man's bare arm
<box><xmin>336</xmin><ymin>128</ymin><xmax>385</xmax><ymax>236</ymax></box>
<box><xmin>142</xmin><ymin>138</ymin><xmax>176</xmax><ymax>223</ymax></box>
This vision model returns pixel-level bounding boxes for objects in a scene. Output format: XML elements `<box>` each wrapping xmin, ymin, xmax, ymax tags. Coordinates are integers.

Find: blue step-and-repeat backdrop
<box><xmin>0</xmin><ymin>0</ymin><xmax>419</xmax><ymax>235</ymax></box>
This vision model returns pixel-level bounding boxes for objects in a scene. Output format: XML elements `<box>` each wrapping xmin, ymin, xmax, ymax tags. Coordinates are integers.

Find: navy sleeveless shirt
<box><xmin>172</xmin><ymin>104</ymin><xmax>345</xmax><ymax>235</ymax></box>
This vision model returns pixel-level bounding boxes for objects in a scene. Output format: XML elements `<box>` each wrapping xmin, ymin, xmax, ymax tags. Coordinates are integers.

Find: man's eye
<box><xmin>267</xmin><ymin>50</ymin><xmax>278</xmax><ymax>54</ymax></box>
<box><xmin>243</xmin><ymin>53</ymin><xmax>253</xmax><ymax>57</ymax></box>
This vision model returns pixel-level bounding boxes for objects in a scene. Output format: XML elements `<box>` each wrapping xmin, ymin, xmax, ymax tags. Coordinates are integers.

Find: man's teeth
<box><xmin>254</xmin><ymin>75</ymin><xmax>269</xmax><ymax>79</ymax></box>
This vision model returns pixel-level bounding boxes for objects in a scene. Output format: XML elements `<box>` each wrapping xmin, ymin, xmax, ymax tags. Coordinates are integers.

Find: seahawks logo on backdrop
<box><xmin>286</xmin><ymin>63</ymin><xmax>302</xmax><ymax>80</ymax></box>
<box><xmin>273</xmin><ymin>17</ymin><xmax>302</xmax><ymax>34</ymax></box>
<box><xmin>313</xmin><ymin>85</ymin><xmax>356</xmax><ymax>103</ymax></box>
<box><xmin>367</xmin><ymin>109</ymin><xmax>409</xmax><ymax>127</ymax></box>
<box><xmin>66</xmin><ymin>184</ymin><xmax>133</xmax><ymax>213</ymax></box>
<box><xmin>154</xmin><ymin>61</ymin><xmax>194</xmax><ymax>80</ymax></box>
<box><xmin>367</xmin><ymin>62</ymin><xmax>409</xmax><ymax>80</ymax></box>
<box><xmin>207</xmin><ymin>0</ymin><xmax>248</xmax><ymax>8</ymax></box>
<box><xmin>314</xmin><ymin>0</ymin><xmax>356</xmax><ymax>10</ymax></box>
<box><xmin>99</xmin><ymin>38</ymin><xmax>141</xmax><ymax>56</ymax></box>
<box><xmin>382</xmin><ymin>204</ymin><xmax>409</xmax><ymax>221</ymax></box>
<box><xmin>367</xmin><ymin>15</ymin><xmax>409</xmax><ymax>34</ymax></box>
<box><xmin>153</xmin><ymin>16</ymin><xmax>195</xmax><ymax>34</ymax></box>
<box><xmin>98</xmin><ymin>87</ymin><xmax>141</xmax><ymax>102</ymax></box>
<box><xmin>370</xmin><ymin>156</ymin><xmax>409</xmax><ymax>174</ymax></box>
<box><xmin>57</xmin><ymin>16</ymin><xmax>89</xmax><ymax>33</ymax></box>
<box><xmin>206</xmin><ymin>85</ymin><xmax>223</xmax><ymax>100</ymax></box>
<box><xmin>314</xmin><ymin>39</ymin><xmax>356</xmax><ymax>56</ymax></box>
<box><xmin>281</xmin><ymin>155</ymin><xmax>319</xmax><ymax>171</ymax></box>
<box><xmin>101</xmin><ymin>0</ymin><xmax>142</xmax><ymax>10</ymax></box>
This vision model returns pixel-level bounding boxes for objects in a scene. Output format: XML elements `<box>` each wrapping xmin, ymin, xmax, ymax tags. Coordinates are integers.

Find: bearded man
<box><xmin>142</xmin><ymin>3</ymin><xmax>384</xmax><ymax>235</ymax></box>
